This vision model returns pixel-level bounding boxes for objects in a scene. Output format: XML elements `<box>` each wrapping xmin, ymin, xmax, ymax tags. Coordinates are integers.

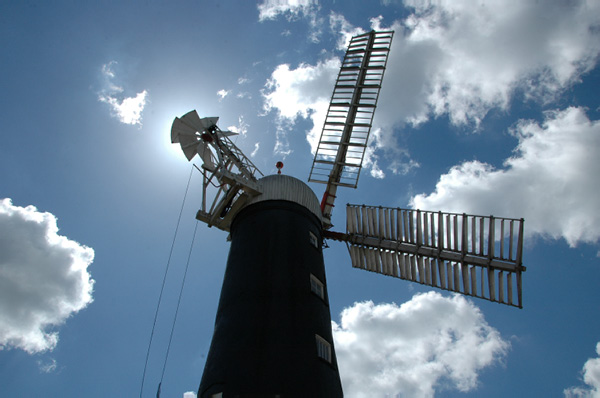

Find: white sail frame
<box><xmin>338</xmin><ymin>204</ymin><xmax>525</xmax><ymax>308</ymax></box>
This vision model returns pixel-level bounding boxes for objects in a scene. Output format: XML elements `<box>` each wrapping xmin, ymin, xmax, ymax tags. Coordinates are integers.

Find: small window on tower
<box><xmin>315</xmin><ymin>334</ymin><xmax>332</xmax><ymax>363</ymax></box>
<box><xmin>309</xmin><ymin>230</ymin><xmax>319</xmax><ymax>249</ymax></box>
<box><xmin>310</xmin><ymin>274</ymin><xmax>325</xmax><ymax>300</ymax></box>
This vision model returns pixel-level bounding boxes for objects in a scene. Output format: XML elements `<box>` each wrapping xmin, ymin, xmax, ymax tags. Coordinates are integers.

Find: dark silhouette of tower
<box><xmin>198</xmin><ymin>175</ymin><xmax>343</xmax><ymax>398</ymax></box>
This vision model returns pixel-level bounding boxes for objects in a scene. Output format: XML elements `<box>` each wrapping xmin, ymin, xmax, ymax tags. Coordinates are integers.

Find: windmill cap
<box><xmin>244</xmin><ymin>174</ymin><xmax>322</xmax><ymax>223</ymax></box>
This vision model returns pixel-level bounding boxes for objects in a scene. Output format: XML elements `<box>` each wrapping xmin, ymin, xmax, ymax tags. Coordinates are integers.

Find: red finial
<box><xmin>276</xmin><ymin>161</ymin><xmax>284</xmax><ymax>174</ymax></box>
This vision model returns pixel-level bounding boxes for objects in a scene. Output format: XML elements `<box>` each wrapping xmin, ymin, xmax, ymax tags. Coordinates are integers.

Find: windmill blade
<box><xmin>325</xmin><ymin>204</ymin><xmax>526</xmax><ymax>308</ymax></box>
<box><xmin>178</xmin><ymin>134</ymin><xmax>202</xmax><ymax>161</ymax></box>
<box><xmin>171</xmin><ymin>111</ymin><xmax>222</xmax><ymax>165</ymax></box>
<box><xmin>171</xmin><ymin>117</ymin><xmax>197</xmax><ymax>144</ymax></box>
<box><xmin>308</xmin><ymin>30</ymin><xmax>394</xmax><ymax>225</ymax></box>
<box><xmin>180</xmin><ymin>111</ymin><xmax>219</xmax><ymax>135</ymax></box>
<box><xmin>171</xmin><ymin>111</ymin><xmax>219</xmax><ymax>143</ymax></box>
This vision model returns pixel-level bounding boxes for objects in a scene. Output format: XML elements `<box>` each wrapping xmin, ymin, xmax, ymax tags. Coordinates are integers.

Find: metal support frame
<box><xmin>194</xmin><ymin>129</ymin><xmax>263</xmax><ymax>231</ymax></box>
<box><xmin>171</xmin><ymin>111</ymin><xmax>263</xmax><ymax>232</ymax></box>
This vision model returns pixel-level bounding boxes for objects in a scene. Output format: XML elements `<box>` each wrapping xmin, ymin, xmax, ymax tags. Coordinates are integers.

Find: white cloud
<box><xmin>362</xmin><ymin>1</ymin><xmax>600</xmax><ymax>177</ymax></box>
<box><xmin>183</xmin><ymin>392</ymin><xmax>197</xmax><ymax>398</ymax></box>
<box><xmin>361</xmin><ymin>144</ymin><xmax>386</xmax><ymax>179</ymax></box>
<box><xmin>376</xmin><ymin>1</ymin><xmax>600</xmax><ymax>128</ymax></box>
<box><xmin>261</xmin><ymin>55</ymin><xmax>416</xmax><ymax>178</ymax></box>
<box><xmin>100</xmin><ymin>61</ymin><xmax>122</xmax><ymax>92</ymax></box>
<box><xmin>236</xmin><ymin>92</ymin><xmax>252</xmax><ymax>99</ymax></box>
<box><xmin>410</xmin><ymin>107</ymin><xmax>600</xmax><ymax>247</ymax></box>
<box><xmin>227</xmin><ymin>116</ymin><xmax>249</xmax><ymax>137</ymax></box>
<box><xmin>98</xmin><ymin>61</ymin><xmax>148</xmax><ymax>126</ymax></box>
<box><xmin>274</xmin><ymin>126</ymin><xmax>292</xmax><ymax>158</ymax></box>
<box><xmin>328</xmin><ymin>13</ymin><xmax>385</xmax><ymax>51</ymax></box>
<box><xmin>263</xmin><ymin>2</ymin><xmax>600</xmax><ymax>181</ymax></box>
<box><xmin>37</xmin><ymin>358</ymin><xmax>58</xmax><ymax>373</ymax></box>
<box><xmin>217</xmin><ymin>89</ymin><xmax>229</xmax><ymax>100</ymax></box>
<box><xmin>251</xmin><ymin>142</ymin><xmax>260</xmax><ymax>157</ymax></box>
<box><xmin>257</xmin><ymin>0</ymin><xmax>322</xmax><ymax>42</ymax></box>
<box><xmin>257</xmin><ymin>0</ymin><xmax>315</xmax><ymax>21</ymax></box>
<box><xmin>328</xmin><ymin>12</ymin><xmax>366</xmax><ymax>50</ymax></box>
<box><xmin>261</xmin><ymin>53</ymin><xmax>416</xmax><ymax>178</ymax></box>
<box><xmin>0</xmin><ymin>199</ymin><xmax>94</xmax><ymax>354</ymax></box>
<box><xmin>334</xmin><ymin>292</ymin><xmax>509</xmax><ymax>398</ymax></box>
<box><xmin>99</xmin><ymin>90</ymin><xmax>148</xmax><ymax>126</ymax></box>
<box><xmin>263</xmin><ymin>59</ymin><xmax>338</xmax><ymax>119</ymax></box>
<box><xmin>262</xmin><ymin>58</ymin><xmax>339</xmax><ymax>152</ymax></box>
<box><xmin>565</xmin><ymin>342</ymin><xmax>600</xmax><ymax>398</ymax></box>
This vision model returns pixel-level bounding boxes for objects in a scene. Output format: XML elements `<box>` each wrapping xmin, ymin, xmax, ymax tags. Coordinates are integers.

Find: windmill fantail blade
<box><xmin>180</xmin><ymin>111</ymin><xmax>218</xmax><ymax>133</ymax></box>
<box><xmin>170</xmin><ymin>117</ymin><xmax>198</xmax><ymax>143</ymax></box>
<box><xmin>178</xmin><ymin>135</ymin><xmax>201</xmax><ymax>161</ymax></box>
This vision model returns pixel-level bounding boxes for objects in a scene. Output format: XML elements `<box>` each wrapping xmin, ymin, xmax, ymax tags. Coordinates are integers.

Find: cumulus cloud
<box><xmin>334</xmin><ymin>292</ymin><xmax>509</xmax><ymax>398</ymax></box>
<box><xmin>261</xmin><ymin>60</ymin><xmax>333</xmax><ymax>157</ymax></box>
<box><xmin>99</xmin><ymin>91</ymin><xmax>148</xmax><ymax>125</ymax></box>
<box><xmin>368</xmin><ymin>1</ymin><xmax>600</xmax><ymax>176</ymax></box>
<box><xmin>410</xmin><ymin>107</ymin><xmax>600</xmax><ymax>247</ymax></box>
<box><xmin>262</xmin><ymin>58</ymin><xmax>339</xmax><ymax>151</ymax></box>
<box><xmin>328</xmin><ymin>12</ymin><xmax>367</xmax><ymax>51</ymax></box>
<box><xmin>98</xmin><ymin>61</ymin><xmax>148</xmax><ymax>126</ymax></box>
<box><xmin>257</xmin><ymin>0</ymin><xmax>322</xmax><ymax>41</ymax></box>
<box><xmin>261</xmin><ymin>53</ymin><xmax>416</xmax><ymax>178</ymax></box>
<box><xmin>183</xmin><ymin>392</ymin><xmax>197</xmax><ymax>398</ymax></box>
<box><xmin>262</xmin><ymin>2</ymin><xmax>599</xmax><ymax>180</ymax></box>
<box><xmin>376</xmin><ymin>0</ymin><xmax>600</xmax><ymax>129</ymax></box>
<box><xmin>260</xmin><ymin>41</ymin><xmax>415</xmax><ymax>178</ymax></box>
<box><xmin>565</xmin><ymin>342</ymin><xmax>600</xmax><ymax>398</ymax></box>
<box><xmin>0</xmin><ymin>199</ymin><xmax>94</xmax><ymax>354</ymax></box>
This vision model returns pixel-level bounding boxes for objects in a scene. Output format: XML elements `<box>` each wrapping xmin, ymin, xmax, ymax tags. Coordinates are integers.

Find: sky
<box><xmin>1</xmin><ymin>1</ymin><xmax>600</xmax><ymax>397</ymax></box>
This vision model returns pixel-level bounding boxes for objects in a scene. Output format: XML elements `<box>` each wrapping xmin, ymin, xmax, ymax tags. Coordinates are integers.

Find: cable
<box><xmin>139</xmin><ymin>165</ymin><xmax>194</xmax><ymax>398</ymax></box>
<box><xmin>159</xmin><ymin>220</ymin><xmax>199</xmax><ymax>384</ymax></box>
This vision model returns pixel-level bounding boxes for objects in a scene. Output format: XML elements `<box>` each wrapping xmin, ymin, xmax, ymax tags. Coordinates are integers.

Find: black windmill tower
<box><xmin>170</xmin><ymin>30</ymin><xmax>525</xmax><ymax>398</ymax></box>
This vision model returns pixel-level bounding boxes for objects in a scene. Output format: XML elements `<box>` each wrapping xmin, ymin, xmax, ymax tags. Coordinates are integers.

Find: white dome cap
<box><xmin>243</xmin><ymin>174</ymin><xmax>322</xmax><ymax>223</ymax></box>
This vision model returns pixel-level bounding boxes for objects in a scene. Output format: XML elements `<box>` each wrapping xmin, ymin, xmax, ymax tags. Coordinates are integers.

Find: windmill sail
<box><xmin>325</xmin><ymin>204</ymin><xmax>526</xmax><ymax>308</ymax></box>
<box><xmin>168</xmin><ymin>25</ymin><xmax>527</xmax><ymax>398</ymax></box>
<box><xmin>308</xmin><ymin>30</ymin><xmax>394</xmax><ymax>225</ymax></box>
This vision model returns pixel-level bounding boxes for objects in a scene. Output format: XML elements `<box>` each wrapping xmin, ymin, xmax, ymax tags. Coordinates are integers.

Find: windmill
<box><xmin>171</xmin><ymin>30</ymin><xmax>525</xmax><ymax>398</ymax></box>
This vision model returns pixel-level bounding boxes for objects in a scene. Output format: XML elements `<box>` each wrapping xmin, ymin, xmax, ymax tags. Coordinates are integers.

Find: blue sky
<box><xmin>1</xmin><ymin>1</ymin><xmax>600</xmax><ymax>397</ymax></box>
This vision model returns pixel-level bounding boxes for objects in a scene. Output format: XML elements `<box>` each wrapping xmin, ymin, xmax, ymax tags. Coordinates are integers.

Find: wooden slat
<box><xmin>408</xmin><ymin>210</ymin><xmax>414</xmax><ymax>243</ymax></box>
<box><xmin>488</xmin><ymin>268</ymin><xmax>496</xmax><ymax>301</ymax></box>
<box><xmin>379</xmin><ymin>207</ymin><xmax>385</xmax><ymax>238</ymax></box>
<box><xmin>498</xmin><ymin>271</ymin><xmax>505</xmax><ymax>303</ymax></box>
<box><xmin>470</xmin><ymin>267</ymin><xmax>478</xmax><ymax>297</ymax></box>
